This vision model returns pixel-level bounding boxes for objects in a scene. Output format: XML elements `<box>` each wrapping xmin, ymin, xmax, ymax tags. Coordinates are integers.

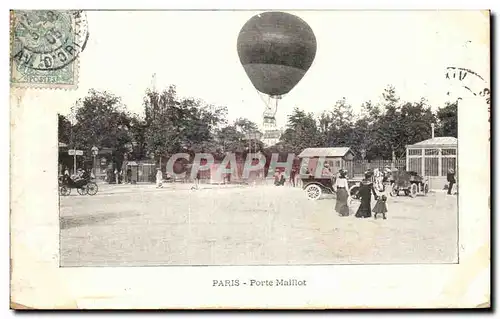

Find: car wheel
<box><xmin>349</xmin><ymin>185</ymin><xmax>360</xmax><ymax>199</ymax></box>
<box><xmin>305</xmin><ymin>184</ymin><xmax>322</xmax><ymax>200</ymax></box>
<box><xmin>60</xmin><ymin>185</ymin><xmax>71</xmax><ymax>196</ymax></box>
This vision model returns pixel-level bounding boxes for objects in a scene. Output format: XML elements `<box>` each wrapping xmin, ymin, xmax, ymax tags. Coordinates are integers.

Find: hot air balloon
<box><xmin>237</xmin><ymin>11</ymin><xmax>317</xmax><ymax>135</ymax></box>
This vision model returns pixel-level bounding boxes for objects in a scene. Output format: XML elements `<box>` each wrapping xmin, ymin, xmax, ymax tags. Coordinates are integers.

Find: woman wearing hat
<box><xmin>447</xmin><ymin>168</ymin><xmax>456</xmax><ymax>195</ymax></box>
<box><xmin>382</xmin><ymin>166</ymin><xmax>392</xmax><ymax>183</ymax></box>
<box><xmin>334</xmin><ymin>169</ymin><xmax>350</xmax><ymax>216</ymax></box>
<box><xmin>322</xmin><ymin>163</ymin><xmax>332</xmax><ymax>177</ymax></box>
<box><xmin>355</xmin><ymin>171</ymin><xmax>379</xmax><ymax>218</ymax></box>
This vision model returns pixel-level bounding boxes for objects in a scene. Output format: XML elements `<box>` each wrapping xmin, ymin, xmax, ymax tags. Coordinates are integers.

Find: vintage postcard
<box><xmin>10</xmin><ymin>10</ymin><xmax>490</xmax><ymax>309</ymax></box>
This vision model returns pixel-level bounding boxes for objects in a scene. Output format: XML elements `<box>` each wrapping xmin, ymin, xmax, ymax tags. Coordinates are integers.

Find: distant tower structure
<box><xmin>261</xmin><ymin>96</ymin><xmax>281</xmax><ymax>147</ymax></box>
<box><xmin>151</xmin><ymin>73</ymin><xmax>157</xmax><ymax>91</ymax></box>
<box><xmin>149</xmin><ymin>73</ymin><xmax>161</xmax><ymax>108</ymax></box>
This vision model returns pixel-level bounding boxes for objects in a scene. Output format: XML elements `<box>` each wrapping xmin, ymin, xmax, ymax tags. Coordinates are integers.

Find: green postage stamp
<box><xmin>10</xmin><ymin>10</ymin><xmax>89</xmax><ymax>89</ymax></box>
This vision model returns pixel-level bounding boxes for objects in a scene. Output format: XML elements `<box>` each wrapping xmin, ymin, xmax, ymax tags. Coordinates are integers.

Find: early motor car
<box><xmin>389</xmin><ymin>170</ymin><xmax>429</xmax><ymax>198</ymax></box>
<box><xmin>297</xmin><ymin>147</ymin><xmax>360</xmax><ymax>200</ymax></box>
<box><xmin>301</xmin><ymin>174</ymin><xmax>361</xmax><ymax>200</ymax></box>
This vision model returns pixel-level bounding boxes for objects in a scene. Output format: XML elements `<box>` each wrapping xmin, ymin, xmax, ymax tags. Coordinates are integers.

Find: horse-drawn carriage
<box><xmin>59</xmin><ymin>175</ymin><xmax>99</xmax><ymax>196</ymax></box>
<box><xmin>389</xmin><ymin>170</ymin><xmax>429</xmax><ymax>198</ymax></box>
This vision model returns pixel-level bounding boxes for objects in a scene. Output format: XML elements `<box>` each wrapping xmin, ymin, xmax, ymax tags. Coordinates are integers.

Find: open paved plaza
<box><xmin>60</xmin><ymin>184</ymin><xmax>458</xmax><ymax>266</ymax></box>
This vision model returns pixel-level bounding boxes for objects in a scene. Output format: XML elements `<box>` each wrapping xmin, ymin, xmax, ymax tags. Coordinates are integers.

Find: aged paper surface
<box><xmin>10</xmin><ymin>10</ymin><xmax>490</xmax><ymax>309</ymax></box>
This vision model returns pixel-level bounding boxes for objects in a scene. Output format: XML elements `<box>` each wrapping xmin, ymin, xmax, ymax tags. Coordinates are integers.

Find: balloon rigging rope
<box><xmin>255</xmin><ymin>90</ymin><xmax>279</xmax><ymax>117</ymax></box>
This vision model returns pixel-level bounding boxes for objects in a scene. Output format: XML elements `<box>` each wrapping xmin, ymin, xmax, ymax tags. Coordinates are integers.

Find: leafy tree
<box><xmin>216</xmin><ymin>125</ymin><xmax>244</xmax><ymax>154</ymax></box>
<box><xmin>280</xmin><ymin>108</ymin><xmax>322</xmax><ymax>154</ymax></box>
<box><xmin>63</xmin><ymin>83</ymin><xmax>458</xmax><ymax>170</ymax></box>
<box><xmin>58</xmin><ymin>114</ymin><xmax>72</xmax><ymax>144</ymax></box>
<box><xmin>234</xmin><ymin>118</ymin><xmax>261</xmax><ymax>135</ymax></box>
<box><xmin>143</xmin><ymin>85</ymin><xmax>227</xmax><ymax>164</ymax></box>
<box><xmin>215</xmin><ymin>118</ymin><xmax>263</xmax><ymax>156</ymax></box>
<box><xmin>71</xmin><ymin>89</ymin><xmax>135</xmax><ymax>167</ymax></box>
<box><xmin>375</xmin><ymin>88</ymin><xmax>438</xmax><ymax>159</ymax></box>
<box><xmin>322</xmin><ymin>97</ymin><xmax>355</xmax><ymax>147</ymax></box>
<box><xmin>318</xmin><ymin>111</ymin><xmax>333</xmax><ymax>136</ymax></box>
<box><xmin>128</xmin><ymin>115</ymin><xmax>148</xmax><ymax>160</ymax></box>
<box><xmin>351</xmin><ymin>101</ymin><xmax>383</xmax><ymax>160</ymax></box>
<box><xmin>399</xmin><ymin>99</ymin><xmax>437</xmax><ymax>145</ymax></box>
<box><xmin>436</xmin><ymin>101</ymin><xmax>458</xmax><ymax>137</ymax></box>
<box><xmin>374</xmin><ymin>85</ymin><xmax>404</xmax><ymax>159</ymax></box>
<box><xmin>143</xmin><ymin>85</ymin><xmax>177</xmax><ymax>162</ymax></box>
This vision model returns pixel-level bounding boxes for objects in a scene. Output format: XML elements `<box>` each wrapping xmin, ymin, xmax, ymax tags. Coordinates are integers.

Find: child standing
<box><xmin>156</xmin><ymin>168</ymin><xmax>163</xmax><ymax>188</ymax></box>
<box><xmin>372</xmin><ymin>194</ymin><xmax>388</xmax><ymax>219</ymax></box>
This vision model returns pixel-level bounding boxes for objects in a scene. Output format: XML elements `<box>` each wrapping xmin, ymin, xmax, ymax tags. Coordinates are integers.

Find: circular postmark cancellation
<box><xmin>445</xmin><ymin>66</ymin><xmax>490</xmax><ymax>105</ymax></box>
<box><xmin>11</xmin><ymin>10</ymin><xmax>89</xmax><ymax>72</ymax></box>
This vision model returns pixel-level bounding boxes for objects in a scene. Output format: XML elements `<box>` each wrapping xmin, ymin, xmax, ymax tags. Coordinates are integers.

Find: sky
<box><xmin>57</xmin><ymin>10</ymin><xmax>489</xmax><ymax>129</ymax></box>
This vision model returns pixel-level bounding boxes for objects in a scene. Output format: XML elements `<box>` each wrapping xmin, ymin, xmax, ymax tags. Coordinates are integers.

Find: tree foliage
<box><xmin>58</xmin><ymin>114</ymin><xmax>72</xmax><ymax>145</ymax></box>
<box><xmin>59</xmin><ymin>84</ymin><xmax>458</xmax><ymax>167</ymax></box>
<box><xmin>143</xmin><ymin>85</ymin><xmax>228</xmax><ymax>162</ymax></box>
<box><xmin>278</xmin><ymin>85</ymin><xmax>451</xmax><ymax>160</ymax></box>
<box><xmin>67</xmin><ymin>89</ymin><xmax>135</xmax><ymax>166</ymax></box>
<box><xmin>436</xmin><ymin>101</ymin><xmax>458</xmax><ymax>137</ymax></box>
<box><xmin>280</xmin><ymin>108</ymin><xmax>323</xmax><ymax>154</ymax></box>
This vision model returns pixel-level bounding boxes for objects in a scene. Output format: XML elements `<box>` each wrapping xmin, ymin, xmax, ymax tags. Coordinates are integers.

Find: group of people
<box><xmin>273</xmin><ymin>167</ymin><xmax>300</xmax><ymax>187</ymax></box>
<box><xmin>62</xmin><ymin>167</ymin><xmax>93</xmax><ymax>184</ymax></box>
<box><xmin>106</xmin><ymin>168</ymin><xmax>133</xmax><ymax>184</ymax></box>
<box><xmin>372</xmin><ymin>166</ymin><xmax>393</xmax><ymax>192</ymax></box>
<box><xmin>334</xmin><ymin>169</ymin><xmax>388</xmax><ymax>219</ymax></box>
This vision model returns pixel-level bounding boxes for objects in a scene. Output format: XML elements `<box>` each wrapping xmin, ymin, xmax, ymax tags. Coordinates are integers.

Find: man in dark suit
<box><xmin>447</xmin><ymin>168</ymin><xmax>456</xmax><ymax>195</ymax></box>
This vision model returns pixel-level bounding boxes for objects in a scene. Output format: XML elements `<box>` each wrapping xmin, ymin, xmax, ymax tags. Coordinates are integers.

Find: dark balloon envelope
<box><xmin>237</xmin><ymin>11</ymin><xmax>317</xmax><ymax>97</ymax></box>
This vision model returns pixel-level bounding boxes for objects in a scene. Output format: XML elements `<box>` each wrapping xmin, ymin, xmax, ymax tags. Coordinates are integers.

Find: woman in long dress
<box><xmin>373</xmin><ymin>168</ymin><xmax>384</xmax><ymax>192</ymax></box>
<box><xmin>355</xmin><ymin>172</ymin><xmax>379</xmax><ymax>218</ymax></box>
<box><xmin>334</xmin><ymin>169</ymin><xmax>350</xmax><ymax>216</ymax></box>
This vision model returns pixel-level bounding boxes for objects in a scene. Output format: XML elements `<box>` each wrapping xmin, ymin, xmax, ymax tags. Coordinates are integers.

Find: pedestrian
<box><xmin>125</xmin><ymin>167</ymin><xmax>131</xmax><ymax>184</ymax></box>
<box><xmin>382</xmin><ymin>166</ymin><xmax>392</xmax><ymax>184</ymax></box>
<box><xmin>334</xmin><ymin>169</ymin><xmax>350</xmax><ymax>217</ymax></box>
<box><xmin>290</xmin><ymin>167</ymin><xmax>297</xmax><ymax>187</ymax></box>
<box><xmin>156</xmin><ymin>168</ymin><xmax>163</xmax><ymax>188</ymax></box>
<box><xmin>114</xmin><ymin>168</ymin><xmax>119</xmax><ymax>184</ymax></box>
<box><xmin>63</xmin><ymin>167</ymin><xmax>70</xmax><ymax>184</ymax></box>
<box><xmin>447</xmin><ymin>168</ymin><xmax>456</xmax><ymax>195</ymax></box>
<box><xmin>274</xmin><ymin>169</ymin><xmax>281</xmax><ymax>186</ymax></box>
<box><xmin>322</xmin><ymin>163</ymin><xmax>333</xmax><ymax>177</ymax></box>
<box><xmin>194</xmin><ymin>169</ymin><xmax>201</xmax><ymax>189</ymax></box>
<box><xmin>279</xmin><ymin>170</ymin><xmax>286</xmax><ymax>186</ymax></box>
<box><xmin>372</xmin><ymin>194</ymin><xmax>388</xmax><ymax>220</ymax></box>
<box><xmin>373</xmin><ymin>168</ymin><xmax>384</xmax><ymax>192</ymax></box>
<box><xmin>355</xmin><ymin>171</ymin><xmax>379</xmax><ymax>219</ymax></box>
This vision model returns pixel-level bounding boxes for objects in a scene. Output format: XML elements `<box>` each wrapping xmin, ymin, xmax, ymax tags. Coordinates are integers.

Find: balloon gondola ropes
<box><xmin>237</xmin><ymin>11</ymin><xmax>317</xmax><ymax>118</ymax></box>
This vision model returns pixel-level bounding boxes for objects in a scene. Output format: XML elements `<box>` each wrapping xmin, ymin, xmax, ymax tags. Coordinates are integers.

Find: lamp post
<box><xmin>360</xmin><ymin>148</ymin><xmax>366</xmax><ymax>174</ymax></box>
<box><xmin>91</xmin><ymin>146</ymin><xmax>99</xmax><ymax>178</ymax></box>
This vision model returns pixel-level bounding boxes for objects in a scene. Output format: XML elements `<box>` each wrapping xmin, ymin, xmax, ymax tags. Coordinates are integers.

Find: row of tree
<box><xmin>59</xmin><ymin>86</ymin><xmax>264</xmax><ymax>168</ymax></box>
<box><xmin>58</xmin><ymin>85</ymin><xmax>457</xmax><ymax>167</ymax></box>
<box><xmin>280</xmin><ymin>86</ymin><xmax>457</xmax><ymax>160</ymax></box>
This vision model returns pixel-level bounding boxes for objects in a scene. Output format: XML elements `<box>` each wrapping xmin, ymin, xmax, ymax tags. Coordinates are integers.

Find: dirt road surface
<box><xmin>60</xmin><ymin>184</ymin><xmax>458</xmax><ymax>266</ymax></box>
